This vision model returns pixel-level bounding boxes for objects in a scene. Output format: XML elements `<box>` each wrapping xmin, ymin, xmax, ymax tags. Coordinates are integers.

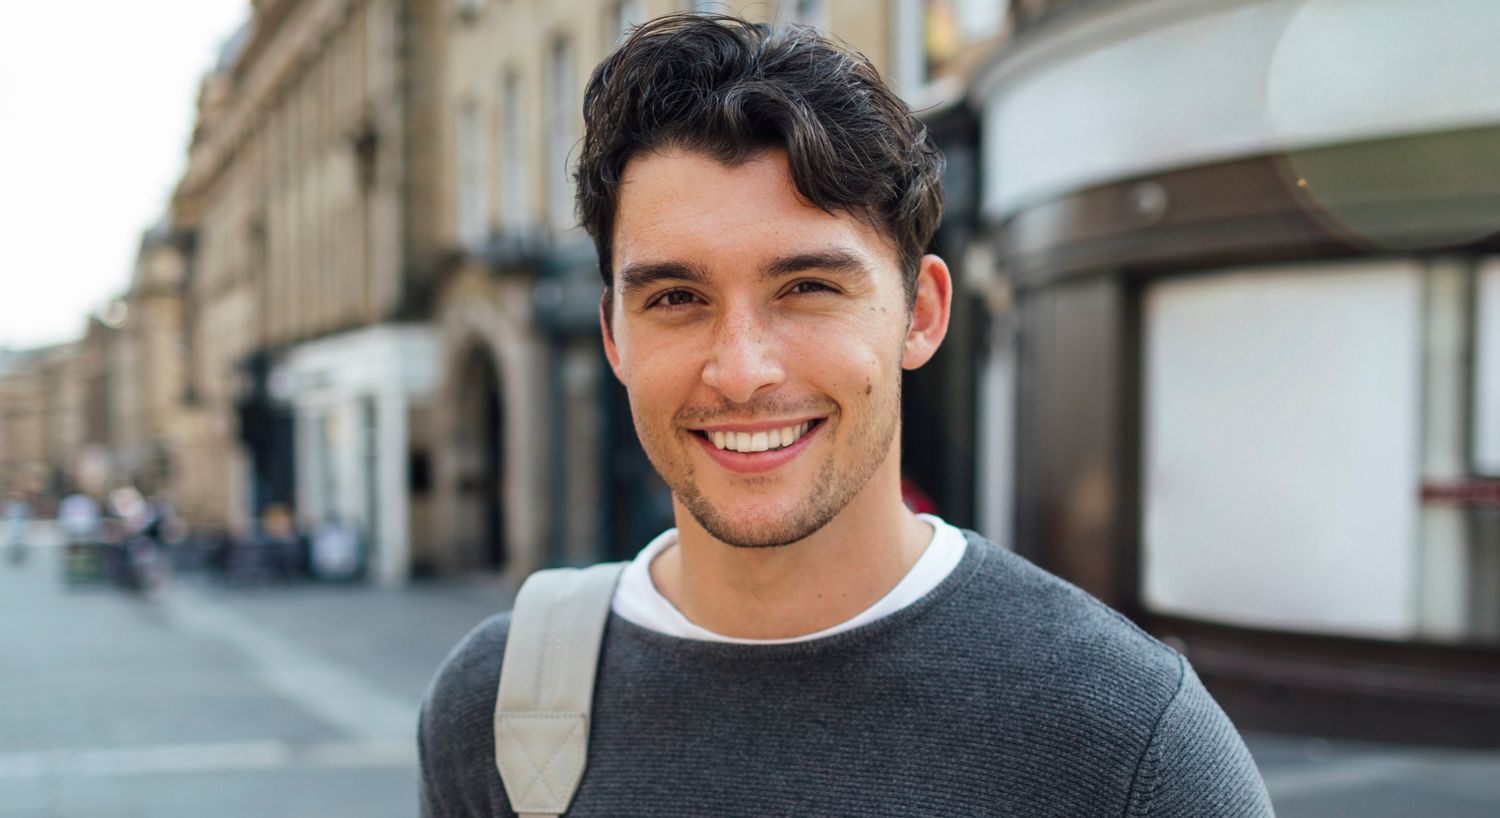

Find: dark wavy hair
<box><xmin>576</xmin><ymin>13</ymin><xmax>945</xmax><ymax>307</ymax></box>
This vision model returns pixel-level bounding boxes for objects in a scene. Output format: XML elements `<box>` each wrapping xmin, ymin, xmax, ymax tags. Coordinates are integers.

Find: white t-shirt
<box><xmin>611</xmin><ymin>514</ymin><xmax>968</xmax><ymax>644</ymax></box>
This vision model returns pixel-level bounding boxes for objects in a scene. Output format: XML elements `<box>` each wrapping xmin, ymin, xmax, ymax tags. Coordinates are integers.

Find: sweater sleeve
<box><xmin>1125</xmin><ymin>656</ymin><xmax>1276</xmax><ymax>817</ymax></box>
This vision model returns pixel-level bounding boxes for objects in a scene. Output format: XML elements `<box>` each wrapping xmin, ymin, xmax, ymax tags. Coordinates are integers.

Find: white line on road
<box><xmin>159</xmin><ymin>585</ymin><xmax>418</xmax><ymax>743</ymax></box>
<box><xmin>0</xmin><ymin>739</ymin><xmax>416</xmax><ymax>780</ymax></box>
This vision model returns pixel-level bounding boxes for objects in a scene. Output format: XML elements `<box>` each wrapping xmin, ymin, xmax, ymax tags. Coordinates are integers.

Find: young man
<box><xmin>420</xmin><ymin>13</ymin><xmax>1273</xmax><ymax>817</ymax></box>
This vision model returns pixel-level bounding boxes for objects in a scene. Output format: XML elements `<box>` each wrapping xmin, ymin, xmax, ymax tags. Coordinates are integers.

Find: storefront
<box><xmin>974</xmin><ymin>0</ymin><xmax>1500</xmax><ymax>743</ymax></box>
<box><xmin>281</xmin><ymin>324</ymin><xmax>440</xmax><ymax>586</ymax></box>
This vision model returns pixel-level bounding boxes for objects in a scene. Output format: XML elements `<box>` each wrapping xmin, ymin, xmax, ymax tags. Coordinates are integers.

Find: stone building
<box><xmin>99</xmin><ymin>222</ymin><xmax>229</xmax><ymax>523</ymax></box>
<box><xmin>102</xmin><ymin>225</ymin><xmax>193</xmax><ymax>497</ymax></box>
<box><xmin>0</xmin><ymin>349</ymin><xmax>52</xmax><ymax>498</ymax></box>
<box><xmin>0</xmin><ymin>342</ymin><xmax>87</xmax><ymax>503</ymax></box>
<box><xmin>71</xmin><ymin>317</ymin><xmax>118</xmax><ymax>498</ymax></box>
<box><xmin>173</xmin><ymin>0</ymin><xmax>447</xmax><ymax>582</ymax></box>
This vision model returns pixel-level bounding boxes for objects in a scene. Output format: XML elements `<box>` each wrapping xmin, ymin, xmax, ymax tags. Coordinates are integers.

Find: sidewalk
<box><xmin>1249</xmin><ymin>731</ymin><xmax>1500</xmax><ymax>817</ymax></box>
<box><xmin>0</xmin><ymin>524</ymin><xmax>515</xmax><ymax>818</ymax></box>
<box><xmin>169</xmin><ymin>567</ymin><xmax>517</xmax><ymax>714</ymax></box>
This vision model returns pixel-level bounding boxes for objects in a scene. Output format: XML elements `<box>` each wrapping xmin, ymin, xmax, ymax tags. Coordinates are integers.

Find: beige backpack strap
<box><xmin>494</xmin><ymin>561</ymin><xmax>626</xmax><ymax>818</ymax></box>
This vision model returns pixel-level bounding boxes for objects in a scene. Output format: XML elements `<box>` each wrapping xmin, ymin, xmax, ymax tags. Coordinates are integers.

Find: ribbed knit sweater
<box><xmin>418</xmin><ymin>532</ymin><xmax>1274</xmax><ymax>817</ymax></box>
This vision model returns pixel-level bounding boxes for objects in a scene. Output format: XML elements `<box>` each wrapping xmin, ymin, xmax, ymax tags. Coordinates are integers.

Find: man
<box><xmin>420</xmin><ymin>13</ymin><xmax>1273</xmax><ymax>817</ymax></box>
<box><xmin>3</xmin><ymin>491</ymin><xmax>31</xmax><ymax>565</ymax></box>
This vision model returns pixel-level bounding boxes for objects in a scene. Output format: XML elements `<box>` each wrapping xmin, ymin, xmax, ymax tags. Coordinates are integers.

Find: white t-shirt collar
<box><xmin>610</xmin><ymin>513</ymin><xmax>968</xmax><ymax>644</ymax></box>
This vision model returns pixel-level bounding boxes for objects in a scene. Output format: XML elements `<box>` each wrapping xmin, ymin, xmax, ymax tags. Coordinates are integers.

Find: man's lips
<box><xmin>689</xmin><ymin>418</ymin><xmax>825</xmax><ymax>474</ymax></box>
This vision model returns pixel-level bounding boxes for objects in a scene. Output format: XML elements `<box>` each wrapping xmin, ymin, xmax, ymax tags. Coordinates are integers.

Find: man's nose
<box><xmin>700</xmin><ymin>308</ymin><xmax>786</xmax><ymax>404</ymax></box>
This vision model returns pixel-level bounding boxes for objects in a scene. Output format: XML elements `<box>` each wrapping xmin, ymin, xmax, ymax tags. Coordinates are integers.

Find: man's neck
<box><xmin>649</xmin><ymin>470</ymin><xmax>933</xmax><ymax>640</ymax></box>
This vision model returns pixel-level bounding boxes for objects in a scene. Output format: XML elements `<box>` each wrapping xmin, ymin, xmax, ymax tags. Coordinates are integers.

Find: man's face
<box><xmin>602</xmin><ymin>147</ymin><xmax>937</xmax><ymax>548</ymax></box>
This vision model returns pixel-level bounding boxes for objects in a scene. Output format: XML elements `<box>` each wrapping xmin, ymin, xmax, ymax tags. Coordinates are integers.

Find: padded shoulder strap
<box><xmin>494</xmin><ymin>561</ymin><xmax>625</xmax><ymax>818</ymax></box>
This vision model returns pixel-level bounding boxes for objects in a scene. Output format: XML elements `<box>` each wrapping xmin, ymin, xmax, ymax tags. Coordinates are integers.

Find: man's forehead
<box><xmin>612</xmin><ymin>147</ymin><xmax>897</xmax><ymax>275</ymax></box>
<box><xmin>615</xmin><ymin>147</ymin><xmax>806</xmax><ymax>220</ymax></box>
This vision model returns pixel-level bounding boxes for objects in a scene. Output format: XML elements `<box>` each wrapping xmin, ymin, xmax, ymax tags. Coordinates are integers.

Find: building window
<box><xmin>608</xmin><ymin>0</ymin><xmax>649</xmax><ymax>47</ymax></box>
<box><xmin>458</xmin><ymin>101</ymin><xmax>487</xmax><ymax>249</ymax></box>
<box><xmin>1142</xmin><ymin>262</ymin><xmax>1423</xmax><ymax>637</ymax></box>
<box><xmin>893</xmin><ymin>0</ymin><xmax>1008</xmax><ymax>98</ymax></box>
<box><xmin>780</xmin><ymin>0</ymin><xmax>829</xmax><ymax>29</ymax></box>
<box><xmin>499</xmin><ymin>71</ymin><xmax>528</xmax><ymax>234</ymax></box>
<box><xmin>547</xmin><ymin>38</ymin><xmax>576</xmax><ymax>232</ymax></box>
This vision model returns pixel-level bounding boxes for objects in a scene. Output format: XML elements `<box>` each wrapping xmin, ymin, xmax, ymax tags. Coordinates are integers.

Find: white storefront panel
<box><xmin>1142</xmin><ymin>261</ymin><xmax>1422</xmax><ymax>637</ymax></box>
<box><xmin>283</xmin><ymin>324</ymin><xmax>440</xmax><ymax>585</ymax></box>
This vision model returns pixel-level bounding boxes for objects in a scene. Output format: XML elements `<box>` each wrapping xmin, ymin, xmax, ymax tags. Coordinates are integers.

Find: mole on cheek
<box><xmin>865</xmin><ymin>383</ymin><xmax>873</xmax><ymax>395</ymax></box>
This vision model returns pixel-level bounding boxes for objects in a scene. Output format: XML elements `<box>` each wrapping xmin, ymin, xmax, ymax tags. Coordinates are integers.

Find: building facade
<box><xmin>0</xmin><ymin>342</ymin><xmax>89</xmax><ymax>505</ymax></box>
<box><xmin>973</xmin><ymin>0</ymin><xmax>1500</xmax><ymax>742</ymax></box>
<box><xmin>106</xmin><ymin>225</ymin><xmax>194</xmax><ymax>499</ymax></box>
<box><xmin>173</xmin><ymin>0</ymin><xmax>447</xmax><ymax>583</ymax></box>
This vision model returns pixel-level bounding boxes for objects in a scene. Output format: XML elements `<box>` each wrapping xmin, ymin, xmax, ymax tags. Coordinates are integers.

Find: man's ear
<box><xmin>600</xmin><ymin>288</ymin><xmax>624</xmax><ymax>380</ymax></box>
<box><xmin>902</xmin><ymin>254</ymin><xmax>953</xmax><ymax>370</ymax></box>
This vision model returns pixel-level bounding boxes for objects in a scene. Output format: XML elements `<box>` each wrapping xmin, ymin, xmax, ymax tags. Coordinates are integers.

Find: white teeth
<box><xmin>712</xmin><ymin>422</ymin><xmax>814</xmax><ymax>453</ymax></box>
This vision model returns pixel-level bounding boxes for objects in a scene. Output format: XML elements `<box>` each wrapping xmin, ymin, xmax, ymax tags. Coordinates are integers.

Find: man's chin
<box><xmin>702</xmin><ymin>524</ymin><xmax>815</xmax><ymax>550</ymax></box>
<box><xmin>680</xmin><ymin>497</ymin><xmax>836</xmax><ymax>550</ymax></box>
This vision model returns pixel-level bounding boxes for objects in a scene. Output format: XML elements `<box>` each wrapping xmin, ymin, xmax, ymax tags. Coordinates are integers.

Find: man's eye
<box><xmin>653</xmin><ymin>289</ymin><xmax>699</xmax><ymax>308</ymax></box>
<box><xmin>789</xmin><ymin>280</ymin><xmax>834</xmax><ymax>295</ymax></box>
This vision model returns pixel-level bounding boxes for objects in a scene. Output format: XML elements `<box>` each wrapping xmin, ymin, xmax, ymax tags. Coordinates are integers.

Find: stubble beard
<box><xmin>632</xmin><ymin>378</ymin><xmax>903</xmax><ymax>549</ymax></box>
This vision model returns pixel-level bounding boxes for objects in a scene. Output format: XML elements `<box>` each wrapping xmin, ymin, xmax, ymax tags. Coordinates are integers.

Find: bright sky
<box><xmin>0</xmin><ymin>1</ymin><xmax>248</xmax><ymax>350</ymax></box>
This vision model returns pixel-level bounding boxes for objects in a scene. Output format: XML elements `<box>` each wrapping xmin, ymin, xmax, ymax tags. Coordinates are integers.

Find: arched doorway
<box><xmin>452</xmin><ymin>344</ymin><xmax>505</xmax><ymax>571</ymax></box>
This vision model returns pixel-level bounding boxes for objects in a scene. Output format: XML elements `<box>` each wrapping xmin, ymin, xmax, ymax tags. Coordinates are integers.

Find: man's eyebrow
<box><xmin>761</xmin><ymin>249</ymin><xmax>870</xmax><ymax>280</ymax></box>
<box><xmin>616</xmin><ymin>260</ymin><xmax>710</xmax><ymax>294</ymax></box>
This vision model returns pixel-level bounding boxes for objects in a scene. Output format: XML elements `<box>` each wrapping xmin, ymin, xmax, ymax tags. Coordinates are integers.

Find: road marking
<box><xmin>159</xmin><ymin>585</ymin><xmax>417</xmax><ymax>743</ymax></box>
<box><xmin>0</xmin><ymin>739</ymin><xmax>416</xmax><ymax>780</ymax></box>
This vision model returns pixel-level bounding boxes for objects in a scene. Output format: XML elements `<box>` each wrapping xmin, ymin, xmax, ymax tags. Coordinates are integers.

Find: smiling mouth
<box><xmin>695</xmin><ymin>420</ymin><xmax>821</xmax><ymax>453</ymax></box>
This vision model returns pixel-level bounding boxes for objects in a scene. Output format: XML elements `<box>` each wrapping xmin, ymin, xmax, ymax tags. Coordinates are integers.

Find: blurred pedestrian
<box><xmin>57</xmin><ymin>490</ymin><xmax>106</xmax><ymax>581</ymax></box>
<box><xmin>310</xmin><ymin>515</ymin><xmax>362</xmax><ymax>582</ymax></box>
<box><xmin>3</xmin><ymin>492</ymin><xmax>31</xmax><ymax>565</ymax></box>
<box><xmin>58</xmin><ymin>491</ymin><xmax>102</xmax><ymax>544</ymax></box>
<box><xmin>418</xmin><ymin>13</ymin><xmax>1271</xmax><ymax>818</ymax></box>
<box><xmin>259</xmin><ymin>503</ymin><xmax>304</xmax><ymax>580</ymax></box>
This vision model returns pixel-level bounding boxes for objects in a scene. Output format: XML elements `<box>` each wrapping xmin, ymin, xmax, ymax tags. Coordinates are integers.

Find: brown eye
<box><xmin>658</xmin><ymin>289</ymin><xmax>698</xmax><ymax>307</ymax></box>
<box><xmin>790</xmin><ymin>280</ymin><xmax>833</xmax><ymax>295</ymax></box>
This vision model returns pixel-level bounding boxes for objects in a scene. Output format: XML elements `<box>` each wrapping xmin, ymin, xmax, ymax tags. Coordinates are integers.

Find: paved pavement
<box><xmin>3</xmin><ymin>522</ymin><xmax>1500</xmax><ymax>816</ymax></box>
<box><xmin>0</xmin><ymin>524</ymin><xmax>512</xmax><ymax>818</ymax></box>
<box><xmin>1251</xmin><ymin>732</ymin><xmax>1500</xmax><ymax>817</ymax></box>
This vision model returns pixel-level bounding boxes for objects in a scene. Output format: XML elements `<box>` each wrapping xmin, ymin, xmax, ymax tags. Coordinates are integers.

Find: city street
<box><xmin>0</xmin><ymin>524</ymin><xmax>511</xmax><ymax>818</ymax></box>
<box><xmin>3</xmin><ymin>523</ymin><xmax>1499</xmax><ymax>817</ymax></box>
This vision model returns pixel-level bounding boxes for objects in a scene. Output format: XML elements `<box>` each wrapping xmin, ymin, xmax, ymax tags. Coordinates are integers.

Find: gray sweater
<box><xmin>419</xmin><ymin>532</ymin><xmax>1274</xmax><ymax>817</ymax></box>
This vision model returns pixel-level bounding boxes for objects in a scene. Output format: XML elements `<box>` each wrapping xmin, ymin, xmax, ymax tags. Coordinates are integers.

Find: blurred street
<box><xmin>3</xmin><ymin>522</ymin><xmax>1499</xmax><ymax>817</ymax></box>
<box><xmin>0</xmin><ymin>523</ymin><xmax>511</xmax><ymax>818</ymax></box>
